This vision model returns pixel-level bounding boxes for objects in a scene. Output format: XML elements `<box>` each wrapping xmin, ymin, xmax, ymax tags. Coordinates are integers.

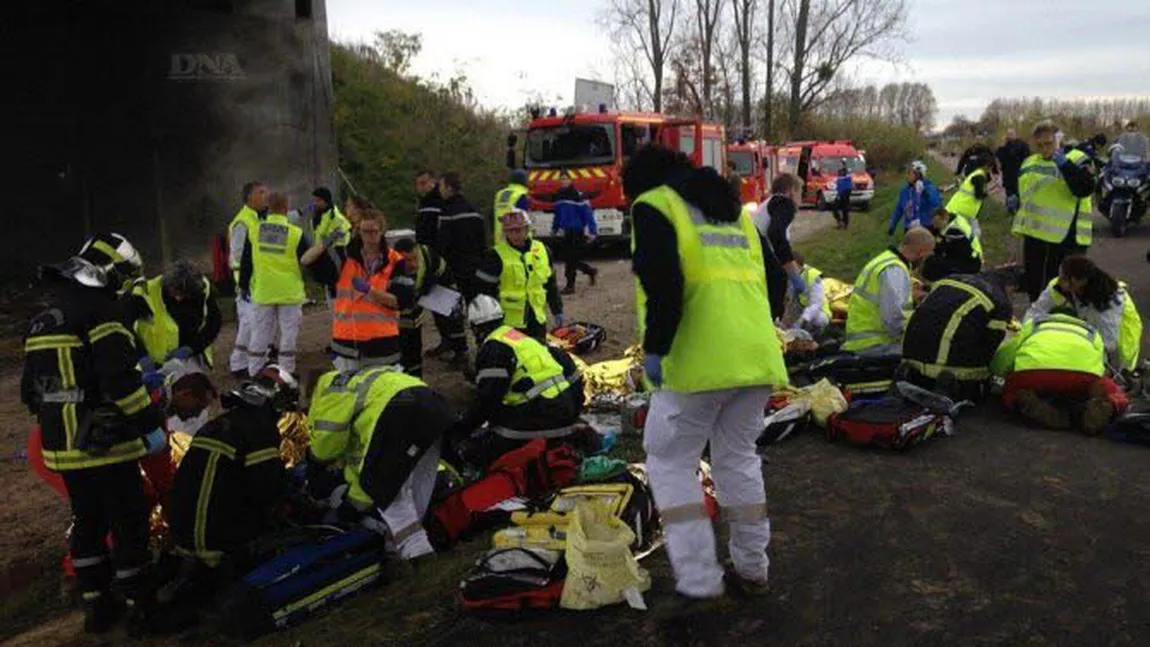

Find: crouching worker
<box><xmin>782</xmin><ymin>251</ymin><xmax>831</xmax><ymax>334</ymax></box>
<box><xmin>167</xmin><ymin>366</ymin><xmax>296</xmax><ymax>607</ymax></box>
<box><xmin>899</xmin><ymin>266</ymin><xmax>1019</xmax><ymax>400</ymax></box>
<box><xmin>306</xmin><ymin>365</ymin><xmax>456</xmax><ymax>561</ymax></box>
<box><xmin>454</xmin><ymin>295</ymin><xmax>586</xmax><ymax>467</ymax></box>
<box><xmin>991</xmin><ymin>312</ymin><xmax>1129</xmax><ymax>435</ymax></box>
<box><xmin>922</xmin><ymin>208</ymin><xmax>982</xmax><ymax>282</ymax></box>
<box><xmin>843</xmin><ymin>227</ymin><xmax>936</xmax><ymax>356</ymax></box>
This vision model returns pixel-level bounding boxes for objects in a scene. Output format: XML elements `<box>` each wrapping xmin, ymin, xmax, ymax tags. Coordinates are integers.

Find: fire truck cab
<box><xmin>776</xmin><ymin>140</ymin><xmax>874</xmax><ymax>211</ymax></box>
<box><xmin>727</xmin><ymin>140</ymin><xmax>775</xmax><ymax>205</ymax></box>
<box><xmin>518</xmin><ymin>108</ymin><xmax>727</xmax><ymax>243</ymax></box>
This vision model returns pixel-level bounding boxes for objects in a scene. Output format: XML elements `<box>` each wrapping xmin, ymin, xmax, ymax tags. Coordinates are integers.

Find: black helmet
<box><xmin>222</xmin><ymin>364</ymin><xmax>300</xmax><ymax>413</ymax></box>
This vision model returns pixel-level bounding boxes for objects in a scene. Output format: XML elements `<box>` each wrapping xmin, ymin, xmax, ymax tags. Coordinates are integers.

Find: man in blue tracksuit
<box><xmin>550</xmin><ymin>171</ymin><xmax>599</xmax><ymax>294</ymax></box>
<box><xmin>832</xmin><ymin>166</ymin><xmax>853</xmax><ymax>229</ymax></box>
<box><xmin>888</xmin><ymin>160</ymin><xmax>941</xmax><ymax>237</ymax></box>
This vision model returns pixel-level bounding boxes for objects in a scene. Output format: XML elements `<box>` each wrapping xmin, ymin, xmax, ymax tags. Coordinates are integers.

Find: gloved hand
<box><xmin>141</xmin><ymin>428</ymin><xmax>168</xmax><ymax>456</ymax></box>
<box><xmin>1052</xmin><ymin>149</ymin><xmax>1068</xmax><ymax>167</ymax></box>
<box><xmin>1006</xmin><ymin>194</ymin><xmax>1020</xmax><ymax>213</ymax></box>
<box><xmin>323</xmin><ymin>230</ymin><xmax>344</xmax><ymax>248</ymax></box>
<box><xmin>351</xmin><ymin>277</ymin><xmax>371</xmax><ymax>294</ymax></box>
<box><xmin>789</xmin><ymin>271</ymin><xmax>807</xmax><ymax>296</ymax></box>
<box><xmin>141</xmin><ymin>369</ymin><xmax>165</xmax><ymax>392</ymax></box>
<box><xmin>553</xmin><ymin>313</ymin><xmax>569</xmax><ymax>330</ymax></box>
<box><xmin>643</xmin><ymin>353</ymin><xmax>664</xmax><ymax>388</ymax></box>
<box><xmin>167</xmin><ymin>346</ymin><xmax>194</xmax><ymax>361</ymax></box>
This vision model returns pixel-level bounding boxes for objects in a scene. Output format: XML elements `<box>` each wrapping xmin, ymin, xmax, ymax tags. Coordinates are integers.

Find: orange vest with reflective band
<box><xmin>332</xmin><ymin>250</ymin><xmax>402</xmax><ymax>342</ymax></box>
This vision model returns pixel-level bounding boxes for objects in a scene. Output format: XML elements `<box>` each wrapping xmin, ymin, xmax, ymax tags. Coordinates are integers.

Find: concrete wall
<box><xmin>0</xmin><ymin>0</ymin><xmax>337</xmax><ymax>281</ymax></box>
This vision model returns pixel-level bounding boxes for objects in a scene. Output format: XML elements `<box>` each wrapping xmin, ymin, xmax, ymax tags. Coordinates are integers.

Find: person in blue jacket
<box><xmin>550</xmin><ymin>171</ymin><xmax>599</xmax><ymax>294</ymax></box>
<box><xmin>832</xmin><ymin>166</ymin><xmax>853</xmax><ymax>229</ymax></box>
<box><xmin>888</xmin><ymin>160</ymin><xmax>941</xmax><ymax>237</ymax></box>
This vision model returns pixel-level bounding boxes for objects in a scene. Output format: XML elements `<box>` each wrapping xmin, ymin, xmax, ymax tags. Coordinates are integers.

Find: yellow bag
<box><xmin>558</xmin><ymin>501</ymin><xmax>650</xmax><ymax>611</ymax></box>
<box><xmin>774</xmin><ymin>378</ymin><xmax>849</xmax><ymax>427</ymax></box>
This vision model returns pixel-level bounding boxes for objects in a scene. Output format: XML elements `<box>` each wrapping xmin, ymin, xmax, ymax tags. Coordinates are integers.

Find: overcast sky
<box><xmin>327</xmin><ymin>0</ymin><xmax>1150</xmax><ymax>129</ymax></box>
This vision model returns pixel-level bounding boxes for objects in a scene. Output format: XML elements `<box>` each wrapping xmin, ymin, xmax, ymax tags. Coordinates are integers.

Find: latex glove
<box><xmin>323</xmin><ymin>230</ymin><xmax>345</xmax><ymax>247</ymax></box>
<box><xmin>643</xmin><ymin>354</ymin><xmax>664</xmax><ymax>388</ymax></box>
<box><xmin>553</xmin><ymin>313</ymin><xmax>569</xmax><ymax>330</ymax></box>
<box><xmin>167</xmin><ymin>346</ymin><xmax>194</xmax><ymax>361</ymax></box>
<box><xmin>1006</xmin><ymin>195</ymin><xmax>1020</xmax><ymax>213</ymax></box>
<box><xmin>141</xmin><ymin>428</ymin><xmax>168</xmax><ymax>456</ymax></box>
<box><xmin>142</xmin><ymin>369</ymin><xmax>165</xmax><ymax>392</ymax></box>
<box><xmin>351</xmin><ymin>277</ymin><xmax>371</xmax><ymax>294</ymax></box>
<box><xmin>1052</xmin><ymin>149</ymin><xmax>1068</xmax><ymax>167</ymax></box>
<box><xmin>789</xmin><ymin>272</ymin><xmax>807</xmax><ymax>296</ymax></box>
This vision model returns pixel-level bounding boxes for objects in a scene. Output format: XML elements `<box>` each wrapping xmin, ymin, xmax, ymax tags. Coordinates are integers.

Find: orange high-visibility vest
<box><xmin>332</xmin><ymin>250</ymin><xmax>402</xmax><ymax>342</ymax></box>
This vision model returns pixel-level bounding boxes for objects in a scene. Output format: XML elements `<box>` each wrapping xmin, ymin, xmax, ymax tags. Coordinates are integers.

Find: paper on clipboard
<box><xmin>418</xmin><ymin>285</ymin><xmax>462</xmax><ymax>316</ymax></box>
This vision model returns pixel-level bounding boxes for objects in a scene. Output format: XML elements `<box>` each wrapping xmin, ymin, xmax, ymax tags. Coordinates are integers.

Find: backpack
<box><xmin>795</xmin><ymin>353</ymin><xmax>902</xmax><ymax>399</ymax></box>
<box><xmin>827</xmin><ymin>395</ymin><xmax>952</xmax><ymax>451</ymax></box>
<box><xmin>458</xmin><ymin>547</ymin><xmax>567</xmax><ymax>615</ymax></box>
<box><xmin>549</xmin><ymin>322</ymin><xmax>607</xmax><ymax>355</ymax></box>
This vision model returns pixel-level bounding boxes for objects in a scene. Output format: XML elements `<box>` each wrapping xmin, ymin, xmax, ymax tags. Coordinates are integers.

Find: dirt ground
<box><xmin>4</xmin><ymin>205</ymin><xmax>1150</xmax><ymax>646</ymax></box>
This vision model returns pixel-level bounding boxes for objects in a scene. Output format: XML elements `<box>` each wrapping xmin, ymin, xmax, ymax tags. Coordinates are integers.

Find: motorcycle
<box><xmin>1097</xmin><ymin>145</ymin><xmax>1150</xmax><ymax>238</ymax></box>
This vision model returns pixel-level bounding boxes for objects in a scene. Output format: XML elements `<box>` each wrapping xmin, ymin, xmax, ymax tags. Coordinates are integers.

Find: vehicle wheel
<box><xmin>1110</xmin><ymin>204</ymin><xmax>1128</xmax><ymax>238</ymax></box>
<box><xmin>816</xmin><ymin>195</ymin><xmax>828</xmax><ymax>211</ymax></box>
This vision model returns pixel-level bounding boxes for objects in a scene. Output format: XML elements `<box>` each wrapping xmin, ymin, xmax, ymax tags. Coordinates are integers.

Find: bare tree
<box><xmin>784</xmin><ymin>0</ymin><xmax>909</xmax><ymax>134</ymax></box>
<box><xmin>764</xmin><ymin>0</ymin><xmax>777</xmax><ymax>136</ymax></box>
<box><xmin>730</xmin><ymin>0</ymin><xmax>757</xmax><ymax>133</ymax></box>
<box><xmin>692</xmin><ymin>0</ymin><xmax>723</xmax><ymax>118</ymax></box>
<box><xmin>601</xmin><ymin>0</ymin><xmax>682</xmax><ymax>112</ymax></box>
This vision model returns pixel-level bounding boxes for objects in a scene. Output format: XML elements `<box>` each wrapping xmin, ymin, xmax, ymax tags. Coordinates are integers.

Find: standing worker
<box><xmin>228</xmin><ymin>182</ymin><xmax>269</xmax><ymax>378</ymax></box>
<box><xmin>751</xmin><ymin>174</ymin><xmax>806</xmax><ymax>320</ymax></box>
<box><xmin>831</xmin><ymin>166</ymin><xmax>853</xmax><ymax>229</ymax></box>
<box><xmin>843</xmin><ymin>228</ymin><xmax>936</xmax><ymax>356</ymax></box>
<box><xmin>414</xmin><ymin>169</ymin><xmax>443</xmax><ymax>248</ymax></box>
<box><xmin>428</xmin><ymin>172</ymin><xmax>485</xmax><ymax>366</ymax></box>
<box><xmin>493</xmin><ymin>168</ymin><xmax>531</xmax><ymax>244</ymax></box>
<box><xmin>311</xmin><ymin>187</ymin><xmax>352</xmax><ymax>251</ymax></box>
<box><xmin>1011</xmin><ymin>120</ymin><xmax>1096</xmax><ymax>302</ymax></box>
<box><xmin>996</xmin><ymin>129</ymin><xmax>1031</xmax><ymax>213</ymax></box>
<box><xmin>550</xmin><ymin>171</ymin><xmax>599</xmax><ymax>294</ymax></box>
<box><xmin>476</xmin><ymin>209</ymin><xmax>566</xmax><ymax>341</ymax></box>
<box><xmin>889</xmin><ymin>161</ymin><xmax>941</xmax><ymax>237</ymax></box>
<box><xmin>626</xmin><ymin>145</ymin><xmax>787</xmax><ymax>605</ymax></box>
<box><xmin>945</xmin><ymin>148</ymin><xmax>995</xmax><ymax>240</ymax></box>
<box><xmin>21</xmin><ymin>234</ymin><xmax>169</xmax><ymax>634</ymax></box>
<box><xmin>391</xmin><ymin>237</ymin><xmax>449</xmax><ymax>377</ymax></box>
<box><xmin>955</xmin><ymin>134</ymin><xmax>992</xmax><ymax>179</ymax></box>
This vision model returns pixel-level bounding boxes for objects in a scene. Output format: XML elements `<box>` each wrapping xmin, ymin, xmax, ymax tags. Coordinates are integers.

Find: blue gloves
<box><xmin>789</xmin><ymin>271</ymin><xmax>807</xmax><ymax>296</ymax></box>
<box><xmin>1007</xmin><ymin>194</ymin><xmax>1020</xmax><ymax>213</ymax></box>
<box><xmin>643</xmin><ymin>354</ymin><xmax>664</xmax><ymax>388</ymax></box>
<box><xmin>351</xmin><ymin>277</ymin><xmax>371</xmax><ymax>294</ymax></box>
<box><xmin>1052</xmin><ymin>149</ymin><xmax>1068</xmax><ymax>167</ymax></box>
<box><xmin>142</xmin><ymin>370</ymin><xmax>164</xmax><ymax>392</ymax></box>
<box><xmin>167</xmin><ymin>346</ymin><xmax>194</xmax><ymax>361</ymax></box>
<box><xmin>142</xmin><ymin>428</ymin><xmax>168</xmax><ymax>455</ymax></box>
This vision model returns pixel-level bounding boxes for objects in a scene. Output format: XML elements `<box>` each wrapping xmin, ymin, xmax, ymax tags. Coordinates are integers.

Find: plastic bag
<box><xmin>559</xmin><ymin>501</ymin><xmax>651</xmax><ymax>611</ymax></box>
<box><xmin>774</xmin><ymin>378</ymin><xmax>849</xmax><ymax>427</ymax></box>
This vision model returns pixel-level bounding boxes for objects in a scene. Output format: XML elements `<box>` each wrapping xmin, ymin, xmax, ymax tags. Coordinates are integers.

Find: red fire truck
<box><xmin>775</xmin><ymin>140</ymin><xmax>874</xmax><ymax>211</ymax></box>
<box><xmin>727</xmin><ymin>140</ymin><xmax>776</xmax><ymax>205</ymax></box>
<box><xmin>517</xmin><ymin>107</ymin><xmax>727</xmax><ymax>242</ymax></box>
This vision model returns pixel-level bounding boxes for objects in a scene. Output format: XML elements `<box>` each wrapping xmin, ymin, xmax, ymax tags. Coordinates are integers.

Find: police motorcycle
<box><xmin>1097</xmin><ymin>143</ymin><xmax>1150</xmax><ymax>238</ymax></box>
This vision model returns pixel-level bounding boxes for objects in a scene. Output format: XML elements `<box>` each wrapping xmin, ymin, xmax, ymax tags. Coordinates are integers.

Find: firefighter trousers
<box><xmin>644</xmin><ymin>387</ymin><xmax>772</xmax><ymax>598</ymax></box>
<box><xmin>61</xmin><ymin>461</ymin><xmax>153</xmax><ymax>603</ymax></box>
<box><xmin>400</xmin><ymin>324</ymin><xmax>423</xmax><ymax>377</ymax></box>
<box><xmin>247</xmin><ymin>303</ymin><xmax>302</xmax><ymax>375</ymax></box>
<box><xmin>229</xmin><ymin>296</ymin><xmax>254</xmax><ymax>373</ymax></box>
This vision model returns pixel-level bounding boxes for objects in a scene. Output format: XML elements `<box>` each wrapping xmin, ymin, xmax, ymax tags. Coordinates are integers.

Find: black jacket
<box><xmin>125</xmin><ymin>283</ymin><xmax>222</xmax><ymax>358</ymax></box>
<box><xmin>922</xmin><ymin>224</ymin><xmax>982</xmax><ymax>282</ymax></box>
<box><xmin>461</xmin><ymin>334</ymin><xmax>584</xmax><ymax>434</ymax></box>
<box><xmin>996</xmin><ymin>139</ymin><xmax>1031</xmax><ymax>193</ymax></box>
<box><xmin>22</xmin><ymin>277</ymin><xmax>163</xmax><ymax>469</ymax></box>
<box><xmin>417</xmin><ymin>188</ymin><xmax>444</xmax><ymax>247</ymax></box>
<box><xmin>902</xmin><ymin>273</ymin><xmax>1010</xmax><ymax>377</ymax></box>
<box><xmin>437</xmin><ymin>194</ymin><xmax>488</xmax><ymax>296</ymax></box>
<box><xmin>358</xmin><ymin>385</ymin><xmax>455</xmax><ymax>509</ymax></box>
<box><xmin>631</xmin><ymin>166</ymin><xmax>754</xmax><ymax>355</ymax></box>
<box><xmin>392</xmin><ymin>244</ymin><xmax>448</xmax><ymax>325</ymax></box>
<box><xmin>171</xmin><ymin>403</ymin><xmax>286</xmax><ymax>560</ymax></box>
<box><xmin>956</xmin><ymin>144</ymin><xmax>992</xmax><ymax>177</ymax></box>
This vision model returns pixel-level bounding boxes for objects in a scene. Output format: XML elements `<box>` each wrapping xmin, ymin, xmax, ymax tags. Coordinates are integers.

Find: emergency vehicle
<box><xmin>727</xmin><ymin>140</ymin><xmax>775</xmax><ymax>205</ymax></box>
<box><xmin>775</xmin><ymin>140</ymin><xmax>875</xmax><ymax>211</ymax></box>
<box><xmin>518</xmin><ymin>107</ymin><xmax>727</xmax><ymax>242</ymax></box>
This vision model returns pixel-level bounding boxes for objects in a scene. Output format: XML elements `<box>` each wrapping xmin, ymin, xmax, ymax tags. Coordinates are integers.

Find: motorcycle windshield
<box><xmin>1115</xmin><ymin>154</ymin><xmax>1145</xmax><ymax>168</ymax></box>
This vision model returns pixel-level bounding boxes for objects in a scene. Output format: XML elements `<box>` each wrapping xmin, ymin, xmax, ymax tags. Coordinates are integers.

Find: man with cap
<box><xmin>475</xmin><ymin>209</ymin><xmax>566</xmax><ymax>341</ymax></box>
<box><xmin>493</xmin><ymin>169</ymin><xmax>532</xmax><ymax>243</ymax></box>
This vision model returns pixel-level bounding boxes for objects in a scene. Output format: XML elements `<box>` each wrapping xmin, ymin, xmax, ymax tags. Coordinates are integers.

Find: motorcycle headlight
<box><xmin>1113</xmin><ymin>177</ymin><xmax>1127</xmax><ymax>187</ymax></box>
<box><xmin>1128</xmin><ymin>178</ymin><xmax>1142</xmax><ymax>188</ymax></box>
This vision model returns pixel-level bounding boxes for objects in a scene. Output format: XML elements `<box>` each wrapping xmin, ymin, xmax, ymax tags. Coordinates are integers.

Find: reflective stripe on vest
<box><xmin>495</xmin><ymin>240</ymin><xmax>552</xmax><ymax>329</ymax></box>
<box><xmin>494</xmin><ymin>184</ymin><xmax>530</xmax><ymax>242</ymax></box>
<box><xmin>945</xmin><ymin>214</ymin><xmax>983</xmax><ymax>259</ymax></box>
<box><xmin>132</xmin><ymin>275</ymin><xmax>215</xmax><ymax>367</ymax></box>
<box><xmin>844</xmin><ymin>249</ymin><xmax>911</xmax><ymax>352</ymax></box>
<box><xmin>945</xmin><ymin>168</ymin><xmax>987</xmax><ymax>220</ymax></box>
<box><xmin>315</xmin><ymin>207</ymin><xmax>351</xmax><ymax>247</ymax></box>
<box><xmin>1012</xmin><ymin>151</ymin><xmax>1093</xmax><ymax>245</ymax></box>
<box><xmin>798</xmin><ymin>265</ymin><xmax>832</xmax><ymax>318</ymax></box>
<box><xmin>632</xmin><ymin>185</ymin><xmax>787</xmax><ymax>392</ymax></box>
<box><xmin>1117</xmin><ymin>282</ymin><xmax>1143</xmax><ymax>371</ymax></box>
<box><xmin>1015</xmin><ymin>314</ymin><xmax>1105</xmax><ymax>376</ymax></box>
<box><xmin>486</xmin><ymin>326</ymin><xmax>571</xmax><ymax>407</ymax></box>
<box><xmin>250</xmin><ymin>214</ymin><xmax>305</xmax><ymax>304</ymax></box>
<box><xmin>332</xmin><ymin>250</ymin><xmax>401</xmax><ymax>343</ymax></box>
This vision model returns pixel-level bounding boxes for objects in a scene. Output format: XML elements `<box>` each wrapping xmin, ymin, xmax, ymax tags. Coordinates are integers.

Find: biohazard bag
<box><xmin>826</xmin><ymin>395</ymin><xmax>951</xmax><ymax>451</ymax></box>
<box><xmin>459</xmin><ymin>547</ymin><xmax>567</xmax><ymax>614</ymax></box>
<box><xmin>559</xmin><ymin>501</ymin><xmax>651</xmax><ymax>611</ymax></box>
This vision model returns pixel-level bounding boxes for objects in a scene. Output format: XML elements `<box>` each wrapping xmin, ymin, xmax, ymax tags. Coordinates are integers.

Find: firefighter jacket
<box><xmin>460</xmin><ymin>326</ymin><xmax>584</xmax><ymax>438</ymax></box>
<box><xmin>902</xmin><ymin>273</ymin><xmax>1012</xmax><ymax>381</ymax></box>
<box><xmin>127</xmin><ymin>275</ymin><xmax>221</xmax><ymax>367</ymax></box>
<box><xmin>416</xmin><ymin>188</ymin><xmax>444</xmax><ymax>248</ymax></box>
<box><xmin>307</xmin><ymin>367</ymin><xmax>455</xmax><ymax>508</ymax></box>
<box><xmin>21</xmin><ymin>278</ymin><xmax>163</xmax><ymax>472</ymax></box>
<box><xmin>436</xmin><ymin>194</ymin><xmax>487</xmax><ymax>297</ymax></box>
<box><xmin>391</xmin><ymin>244</ymin><xmax>447</xmax><ymax>330</ymax></box>
<box><xmin>331</xmin><ymin>238</ymin><xmax>402</xmax><ymax>364</ymax></box>
<box><xmin>476</xmin><ymin>240</ymin><xmax>563</xmax><ymax>331</ymax></box>
<box><xmin>170</xmin><ymin>403</ymin><xmax>286</xmax><ymax>566</ymax></box>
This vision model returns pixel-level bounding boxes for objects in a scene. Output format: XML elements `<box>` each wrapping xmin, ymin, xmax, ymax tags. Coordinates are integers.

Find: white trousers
<box><xmin>247</xmin><ymin>304</ymin><xmax>303</xmax><ymax>375</ymax></box>
<box><xmin>229</xmin><ymin>296</ymin><xmax>254</xmax><ymax>373</ymax></box>
<box><xmin>644</xmin><ymin>387</ymin><xmax>772</xmax><ymax>598</ymax></box>
<box><xmin>378</xmin><ymin>445</ymin><xmax>440</xmax><ymax>560</ymax></box>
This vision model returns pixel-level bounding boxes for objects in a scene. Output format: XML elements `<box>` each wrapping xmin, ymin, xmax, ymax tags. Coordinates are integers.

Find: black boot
<box><xmin>561</xmin><ymin>284</ymin><xmax>576</xmax><ymax>295</ymax></box>
<box><xmin>82</xmin><ymin>593</ymin><xmax>125</xmax><ymax>634</ymax></box>
<box><xmin>589</xmin><ymin>269</ymin><xmax>598</xmax><ymax>286</ymax></box>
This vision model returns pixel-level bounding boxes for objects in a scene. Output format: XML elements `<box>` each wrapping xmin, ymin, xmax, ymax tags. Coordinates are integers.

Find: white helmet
<box><xmin>909</xmin><ymin>160</ymin><xmax>928</xmax><ymax>177</ymax></box>
<box><xmin>467</xmin><ymin>295</ymin><xmax>504</xmax><ymax>327</ymax></box>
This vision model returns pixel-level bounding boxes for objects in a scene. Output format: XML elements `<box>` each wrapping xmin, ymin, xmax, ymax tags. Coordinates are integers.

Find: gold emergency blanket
<box><xmin>581</xmin><ymin>345</ymin><xmax>645</xmax><ymax>404</ymax></box>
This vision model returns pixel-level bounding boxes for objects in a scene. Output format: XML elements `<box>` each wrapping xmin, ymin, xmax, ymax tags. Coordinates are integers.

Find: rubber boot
<box><xmin>1078</xmin><ymin>381</ymin><xmax>1115</xmax><ymax>436</ymax></box>
<box><xmin>1015</xmin><ymin>390</ymin><xmax>1071</xmax><ymax>430</ymax></box>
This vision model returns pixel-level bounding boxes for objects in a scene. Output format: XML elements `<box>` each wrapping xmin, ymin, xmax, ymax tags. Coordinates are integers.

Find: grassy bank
<box><xmin>797</xmin><ymin>157</ymin><xmax>1012</xmax><ymax>281</ymax></box>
